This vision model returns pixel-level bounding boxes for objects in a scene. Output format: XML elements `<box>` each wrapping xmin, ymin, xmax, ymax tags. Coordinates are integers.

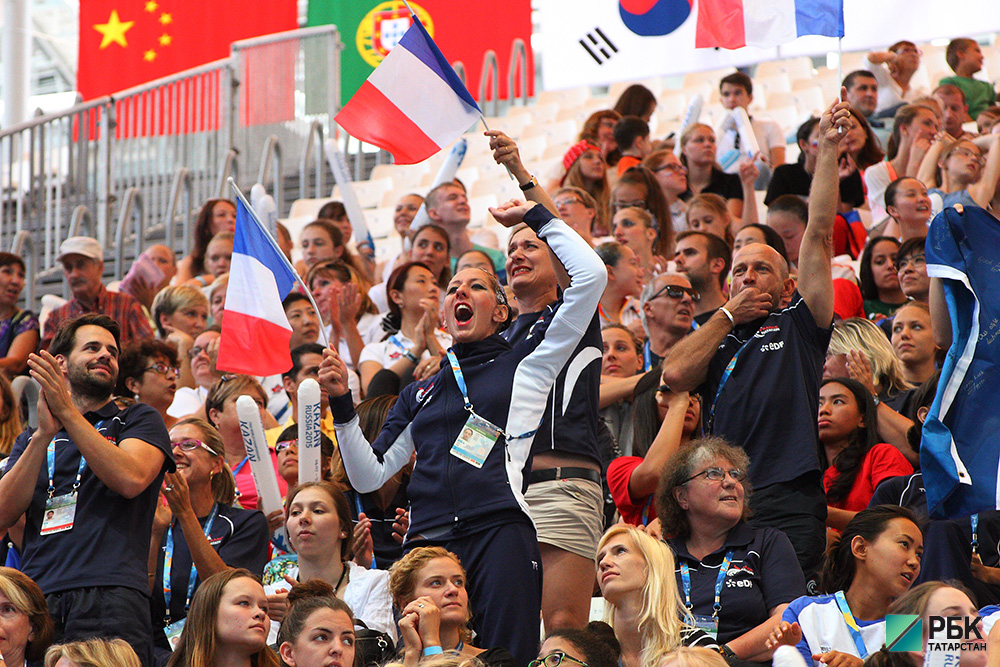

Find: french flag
<box><xmin>334</xmin><ymin>17</ymin><xmax>481</xmax><ymax>165</ymax></box>
<box><xmin>217</xmin><ymin>195</ymin><xmax>300</xmax><ymax>376</ymax></box>
<box><xmin>695</xmin><ymin>0</ymin><xmax>844</xmax><ymax>50</ymax></box>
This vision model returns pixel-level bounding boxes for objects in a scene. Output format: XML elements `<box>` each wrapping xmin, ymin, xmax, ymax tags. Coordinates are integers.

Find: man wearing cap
<box><xmin>41</xmin><ymin>236</ymin><xmax>154</xmax><ymax>349</ymax></box>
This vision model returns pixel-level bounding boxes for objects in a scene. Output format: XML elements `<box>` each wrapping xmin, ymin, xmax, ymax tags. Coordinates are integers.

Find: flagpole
<box><xmin>837</xmin><ymin>37</ymin><xmax>844</xmax><ymax>134</ymax></box>
<box><xmin>228</xmin><ymin>178</ymin><xmax>331</xmax><ymax>348</ymax></box>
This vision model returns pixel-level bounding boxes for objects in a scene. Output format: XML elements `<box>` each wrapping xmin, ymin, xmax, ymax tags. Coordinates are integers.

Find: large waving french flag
<box><xmin>217</xmin><ymin>195</ymin><xmax>300</xmax><ymax>376</ymax></box>
<box><xmin>696</xmin><ymin>0</ymin><xmax>844</xmax><ymax>50</ymax></box>
<box><xmin>334</xmin><ymin>17</ymin><xmax>481</xmax><ymax>165</ymax></box>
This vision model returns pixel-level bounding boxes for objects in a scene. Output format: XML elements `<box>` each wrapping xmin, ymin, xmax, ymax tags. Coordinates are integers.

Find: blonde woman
<box><xmin>823</xmin><ymin>318</ymin><xmax>918</xmax><ymax>467</ymax></box>
<box><xmin>44</xmin><ymin>638</ymin><xmax>142</xmax><ymax>667</ymax></box>
<box><xmin>596</xmin><ymin>525</ymin><xmax>717</xmax><ymax>667</ymax></box>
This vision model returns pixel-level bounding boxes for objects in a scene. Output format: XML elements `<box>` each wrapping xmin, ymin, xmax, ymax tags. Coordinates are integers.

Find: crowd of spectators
<box><xmin>0</xmin><ymin>33</ymin><xmax>999</xmax><ymax>667</ymax></box>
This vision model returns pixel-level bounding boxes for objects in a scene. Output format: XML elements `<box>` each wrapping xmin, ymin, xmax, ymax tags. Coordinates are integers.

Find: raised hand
<box><xmin>27</xmin><ymin>351</ymin><xmax>75</xmax><ymax>424</ymax></box>
<box><xmin>819</xmin><ymin>92</ymin><xmax>852</xmax><ymax>145</ymax></box>
<box><xmin>318</xmin><ymin>346</ymin><xmax>351</xmax><ymax>398</ymax></box>
<box><xmin>766</xmin><ymin>620</ymin><xmax>803</xmax><ymax>650</ymax></box>
<box><xmin>488</xmin><ymin>199</ymin><xmax>537</xmax><ymax>228</ymax></box>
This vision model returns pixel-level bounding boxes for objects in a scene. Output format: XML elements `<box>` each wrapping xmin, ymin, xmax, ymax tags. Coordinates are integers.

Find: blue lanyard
<box><xmin>641</xmin><ymin>495</ymin><xmax>653</xmax><ymax>527</ymax></box>
<box><xmin>46</xmin><ymin>420</ymin><xmax>105</xmax><ymax>499</ymax></box>
<box><xmin>389</xmin><ymin>334</ymin><xmax>408</xmax><ymax>353</ymax></box>
<box><xmin>972</xmin><ymin>514</ymin><xmax>979</xmax><ymax>554</ymax></box>
<box><xmin>163</xmin><ymin>503</ymin><xmax>219</xmax><ymax>622</ymax></box>
<box><xmin>679</xmin><ymin>550</ymin><xmax>734</xmax><ymax>617</ymax></box>
<box><xmin>707</xmin><ymin>337</ymin><xmax>754</xmax><ymax>432</ymax></box>
<box><xmin>231</xmin><ymin>457</ymin><xmax>249</xmax><ymax>500</ymax></box>
<box><xmin>445</xmin><ymin>348</ymin><xmax>537</xmax><ymax>440</ymax></box>
<box><xmin>833</xmin><ymin>590</ymin><xmax>870</xmax><ymax>659</ymax></box>
<box><xmin>450</xmin><ymin>641</ymin><xmax>464</xmax><ymax>655</ymax></box>
<box><xmin>353</xmin><ymin>494</ymin><xmax>377</xmax><ymax>570</ymax></box>
<box><xmin>643</xmin><ymin>340</ymin><xmax>653</xmax><ymax>372</ymax></box>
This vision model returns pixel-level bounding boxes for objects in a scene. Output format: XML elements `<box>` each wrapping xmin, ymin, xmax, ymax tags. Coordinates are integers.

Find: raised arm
<box><xmin>320</xmin><ymin>346</ymin><xmax>415</xmax><ymax>493</ymax></box>
<box><xmin>797</xmin><ymin>96</ymin><xmax>851</xmax><ymax>329</ymax></box>
<box><xmin>917</xmin><ymin>135</ymin><xmax>948</xmax><ymax>189</ymax></box>
<box><xmin>969</xmin><ymin>134</ymin><xmax>1000</xmax><ymax>208</ymax></box>
<box><xmin>487</xmin><ymin>130</ymin><xmax>569</xmax><ymax>290</ymax></box>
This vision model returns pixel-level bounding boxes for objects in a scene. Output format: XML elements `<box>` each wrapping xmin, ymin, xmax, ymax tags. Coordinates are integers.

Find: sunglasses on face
<box><xmin>649</xmin><ymin>284</ymin><xmax>701</xmax><ymax>303</ymax></box>
<box><xmin>276</xmin><ymin>439</ymin><xmax>298</xmax><ymax>453</ymax></box>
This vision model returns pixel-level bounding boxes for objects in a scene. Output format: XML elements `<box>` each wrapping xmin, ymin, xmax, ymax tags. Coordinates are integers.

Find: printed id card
<box><xmin>692</xmin><ymin>614</ymin><xmax>719</xmax><ymax>640</ymax></box>
<box><xmin>449</xmin><ymin>412</ymin><xmax>501</xmax><ymax>469</ymax></box>
<box><xmin>41</xmin><ymin>493</ymin><xmax>77</xmax><ymax>535</ymax></box>
<box><xmin>165</xmin><ymin>618</ymin><xmax>186</xmax><ymax>650</ymax></box>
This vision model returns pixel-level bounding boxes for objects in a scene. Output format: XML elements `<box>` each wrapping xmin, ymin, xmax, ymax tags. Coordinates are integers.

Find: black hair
<box><xmin>904</xmin><ymin>371</ymin><xmax>940</xmax><ymax>454</ymax></box>
<box><xmin>859</xmin><ymin>236</ymin><xmax>901</xmax><ymax>301</ymax></box>
<box><xmin>116</xmin><ymin>338</ymin><xmax>180</xmax><ymax>397</ymax></box>
<box><xmin>737</xmin><ymin>224</ymin><xmax>788</xmax><ymax>262</ymax></box>
<box><xmin>675</xmin><ymin>230</ymin><xmax>732</xmax><ymax>290</ymax></box>
<box><xmin>842</xmin><ymin>69</ymin><xmax>877</xmax><ymax>91</ymax></box>
<box><xmin>282</xmin><ymin>292</ymin><xmax>311</xmax><ymax>310</ymax></box>
<box><xmin>283</xmin><ymin>343</ymin><xmax>327</xmax><ymax>380</ymax></box>
<box><xmin>544</xmin><ymin>624</ymin><xmax>620</xmax><ymax>667</ymax></box>
<box><xmin>50</xmin><ymin>314</ymin><xmax>121</xmax><ymax>359</ymax></box>
<box><xmin>613</xmin><ymin>84</ymin><xmax>657</xmax><ymax>119</ymax></box>
<box><xmin>613</xmin><ymin>116</ymin><xmax>650</xmax><ymax>152</ymax></box>
<box><xmin>819</xmin><ymin>377</ymin><xmax>881</xmax><ymax>503</ymax></box>
<box><xmin>720</xmin><ymin>71</ymin><xmax>753</xmax><ymax>96</ymax></box>
<box><xmin>768</xmin><ymin>194</ymin><xmax>809</xmax><ymax>225</ymax></box>
<box><xmin>819</xmin><ymin>505</ymin><xmax>921</xmax><ymax>594</ymax></box>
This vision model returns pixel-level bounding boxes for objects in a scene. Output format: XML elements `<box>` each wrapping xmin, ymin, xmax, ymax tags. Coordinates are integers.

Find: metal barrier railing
<box><xmin>114</xmin><ymin>187</ymin><xmax>145</xmax><ymax>280</ymax></box>
<box><xmin>478</xmin><ymin>51</ymin><xmax>500</xmax><ymax>118</ymax></box>
<box><xmin>216</xmin><ymin>149</ymin><xmax>240</xmax><ymax>199</ymax></box>
<box><xmin>163</xmin><ymin>168</ymin><xmax>193</xmax><ymax>250</ymax></box>
<box><xmin>301</xmin><ymin>121</ymin><xmax>326</xmax><ymax>201</ymax></box>
<box><xmin>509</xmin><ymin>39</ymin><xmax>529</xmax><ymax>107</ymax></box>
<box><xmin>257</xmin><ymin>135</ymin><xmax>283</xmax><ymax>217</ymax></box>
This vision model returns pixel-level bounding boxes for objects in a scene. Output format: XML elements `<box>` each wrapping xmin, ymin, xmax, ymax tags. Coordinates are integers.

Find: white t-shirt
<box><xmin>863</xmin><ymin>160</ymin><xmax>895</xmax><ymax>230</ymax></box>
<box><xmin>358</xmin><ymin>330</ymin><xmax>452</xmax><ymax>368</ymax></box>
<box><xmin>167</xmin><ymin>385</ymin><xmax>208</xmax><ymax>419</ymax></box>
<box><xmin>783</xmin><ymin>593</ymin><xmax>885</xmax><ymax>667</ymax></box>
<box><xmin>718</xmin><ymin>113</ymin><xmax>786</xmax><ymax>172</ymax></box>
<box><xmin>864</xmin><ymin>59</ymin><xmax>925</xmax><ymax>114</ymax></box>
<box><xmin>323</xmin><ymin>311</ymin><xmax>383</xmax><ymax>369</ymax></box>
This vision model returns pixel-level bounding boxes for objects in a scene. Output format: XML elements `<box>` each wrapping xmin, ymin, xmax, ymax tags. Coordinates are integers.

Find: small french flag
<box><xmin>217</xmin><ymin>195</ymin><xmax>300</xmax><ymax>376</ymax></box>
<box><xmin>695</xmin><ymin>0</ymin><xmax>844</xmax><ymax>50</ymax></box>
<box><xmin>334</xmin><ymin>16</ymin><xmax>481</xmax><ymax>165</ymax></box>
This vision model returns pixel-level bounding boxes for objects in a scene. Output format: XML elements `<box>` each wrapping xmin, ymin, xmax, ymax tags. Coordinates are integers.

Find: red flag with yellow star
<box><xmin>78</xmin><ymin>0</ymin><xmax>297</xmax><ymax>100</ymax></box>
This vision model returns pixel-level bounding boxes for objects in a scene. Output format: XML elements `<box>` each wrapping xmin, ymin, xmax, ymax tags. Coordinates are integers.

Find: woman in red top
<box><xmin>818</xmin><ymin>378</ymin><xmax>913</xmax><ymax>531</ymax></box>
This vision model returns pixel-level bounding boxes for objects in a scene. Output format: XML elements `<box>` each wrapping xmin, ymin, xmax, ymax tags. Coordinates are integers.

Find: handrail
<box><xmin>69</xmin><ymin>205</ymin><xmax>95</xmax><ymax>238</ymax></box>
<box><xmin>478</xmin><ymin>51</ymin><xmax>499</xmax><ymax>117</ymax></box>
<box><xmin>110</xmin><ymin>58</ymin><xmax>232</xmax><ymax>100</ymax></box>
<box><xmin>231</xmin><ymin>24</ymin><xmax>340</xmax><ymax>49</ymax></box>
<box><xmin>114</xmin><ymin>187</ymin><xmax>145</xmax><ymax>280</ymax></box>
<box><xmin>508</xmin><ymin>38</ymin><xmax>529</xmax><ymax>106</ymax></box>
<box><xmin>10</xmin><ymin>231</ymin><xmax>37</xmax><ymax>306</ymax></box>
<box><xmin>257</xmin><ymin>136</ymin><xmax>282</xmax><ymax>216</ymax></box>
<box><xmin>452</xmin><ymin>61</ymin><xmax>467</xmax><ymax>88</ymax></box>
<box><xmin>300</xmin><ymin>121</ymin><xmax>325</xmax><ymax>201</ymax></box>
<box><xmin>0</xmin><ymin>96</ymin><xmax>110</xmax><ymax>138</ymax></box>
<box><xmin>217</xmin><ymin>149</ymin><xmax>240</xmax><ymax>199</ymax></box>
<box><xmin>164</xmin><ymin>168</ymin><xmax>193</xmax><ymax>250</ymax></box>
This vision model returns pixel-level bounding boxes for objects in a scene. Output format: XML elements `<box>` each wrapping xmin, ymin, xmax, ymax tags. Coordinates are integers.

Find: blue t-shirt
<box><xmin>8</xmin><ymin>401</ymin><xmax>173</xmax><ymax>595</ymax></box>
<box><xmin>152</xmin><ymin>503</ymin><xmax>269</xmax><ymax>644</ymax></box>
<box><xmin>668</xmin><ymin>522</ymin><xmax>806</xmax><ymax>644</ymax></box>
<box><xmin>700</xmin><ymin>294</ymin><xmax>830</xmax><ymax>488</ymax></box>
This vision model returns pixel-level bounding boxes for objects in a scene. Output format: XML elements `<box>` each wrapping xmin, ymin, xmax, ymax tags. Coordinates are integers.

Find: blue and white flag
<box><xmin>923</xmin><ymin>205</ymin><xmax>1000</xmax><ymax>519</ymax></box>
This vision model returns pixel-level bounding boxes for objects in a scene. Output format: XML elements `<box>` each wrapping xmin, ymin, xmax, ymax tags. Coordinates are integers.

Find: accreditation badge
<box><xmin>449</xmin><ymin>413</ymin><xmax>501</xmax><ymax>469</ymax></box>
<box><xmin>40</xmin><ymin>493</ymin><xmax>77</xmax><ymax>535</ymax></box>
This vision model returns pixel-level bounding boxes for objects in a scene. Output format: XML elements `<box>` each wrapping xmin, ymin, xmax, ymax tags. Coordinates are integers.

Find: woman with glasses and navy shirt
<box><xmin>149</xmin><ymin>417</ymin><xmax>270</xmax><ymax>664</ymax></box>
<box><xmin>117</xmin><ymin>339</ymin><xmax>182</xmax><ymax>429</ymax></box>
<box><xmin>656</xmin><ymin>438</ymin><xmax>806</xmax><ymax>662</ymax></box>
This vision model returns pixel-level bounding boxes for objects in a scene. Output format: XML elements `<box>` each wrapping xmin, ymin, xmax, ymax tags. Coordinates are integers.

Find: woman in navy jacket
<box><xmin>319</xmin><ymin>200</ymin><xmax>606</xmax><ymax>666</ymax></box>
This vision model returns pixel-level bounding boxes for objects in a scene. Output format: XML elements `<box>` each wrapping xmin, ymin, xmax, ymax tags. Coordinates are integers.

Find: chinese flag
<box><xmin>78</xmin><ymin>0</ymin><xmax>297</xmax><ymax>100</ymax></box>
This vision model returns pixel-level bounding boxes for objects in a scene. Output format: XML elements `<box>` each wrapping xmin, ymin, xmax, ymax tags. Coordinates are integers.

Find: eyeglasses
<box><xmin>171</xmin><ymin>438</ymin><xmax>216</xmax><ymax>455</ymax></box>
<box><xmin>554</xmin><ymin>197</ymin><xmax>585</xmax><ymax>208</ymax></box>
<box><xmin>529</xmin><ymin>652</ymin><xmax>589</xmax><ymax>667</ymax></box>
<box><xmin>276</xmin><ymin>439</ymin><xmax>298</xmax><ymax>453</ymax></box>
<box><xmin>684</xmin><ymin>467</ymin><xmax>746</xmax><ymax>484</ymax></box>
<box><xmin>648</xmin><ymin>283</ymin><xmax>701</xmax><ymax>303</ymax></box>
<box><xmin>896</xmin><ymin>255</ymin><xmax>926</xmax><ymax>272</ymax></box>
<box><xmin>949</xmin><ymin>147</ymin><xmax>986</xmax><ymax>165</ymax></box>
<box><xmin>652</xmin><ymin>163</ymin><xmax>686</xmax><ymax>174</ymax></box>
<box><xmin>145</xmin><ymin>363</ymin><xmax>179</xmax><ymax>376</ymax></box>
<box><xmin>611</xmin><ymin>200</ymin><xmax>648</xmax><ymax>213</ymax></box>
<box><xmin>187</xmin><ymin>346</ymin><xmax>209</xmax><ymax>360</ymax></box>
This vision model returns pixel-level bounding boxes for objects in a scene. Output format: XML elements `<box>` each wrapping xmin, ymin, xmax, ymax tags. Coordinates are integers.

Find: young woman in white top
<box><xmin>358</xmin><ymin>261</ymin><xmax>449</xmax><ymax>396</ymax></box>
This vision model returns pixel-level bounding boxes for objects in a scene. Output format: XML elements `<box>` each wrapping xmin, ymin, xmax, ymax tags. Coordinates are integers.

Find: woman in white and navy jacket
<box><xmin>318</xmin><ymin>201</ymin><xmax>606</xmax><ymax>667</ymax></box>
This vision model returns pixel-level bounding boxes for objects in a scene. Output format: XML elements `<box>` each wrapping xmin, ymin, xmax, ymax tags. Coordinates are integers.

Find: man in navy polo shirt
<box><xmin>661</xmin><ymin>100</ymin><xmax>851</xmax><ymax>583</ymax></box>
<box><xmin>0</xmin><ymin>314</ymin><xmax>173</xmax><ymax>667</ymax></box>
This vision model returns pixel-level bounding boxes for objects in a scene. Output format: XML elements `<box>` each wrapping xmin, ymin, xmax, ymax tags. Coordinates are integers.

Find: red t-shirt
<box><xmin>617</xmin><ymin>155</ymin><xmax>642</xmax><ymax>176</ymax></box>
<box><xmin>824</xmin><ymin>443</ymin><xmax>913</xmax><ymax>511</ymax></box>
<box><xmin>607</xmin><ymin>456</ymin><xmax>656</xmax><ymax>526</ymax></box>
<box><xmin>233</xmin><ymin>449</ymin><xmax>288</xmax><ymax>510</ymax></box>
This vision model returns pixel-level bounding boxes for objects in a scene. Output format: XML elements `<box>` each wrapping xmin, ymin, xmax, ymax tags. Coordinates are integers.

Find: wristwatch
<box><xmin>518</xmin><ymin>176</ymin><xmax>537</xmax><ymax>192</ymax></box>
<box><xmin>719</xmin><ymin>645</ymin><xmax>736</xmax><ymax>660</ymax></box>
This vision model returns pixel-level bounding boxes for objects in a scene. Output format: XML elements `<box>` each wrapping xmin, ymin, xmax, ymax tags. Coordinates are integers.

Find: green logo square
<box><xmin>887</xmin><ymin>614</ymin><xmax>922</xmax><ymax>652</ymax></box>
